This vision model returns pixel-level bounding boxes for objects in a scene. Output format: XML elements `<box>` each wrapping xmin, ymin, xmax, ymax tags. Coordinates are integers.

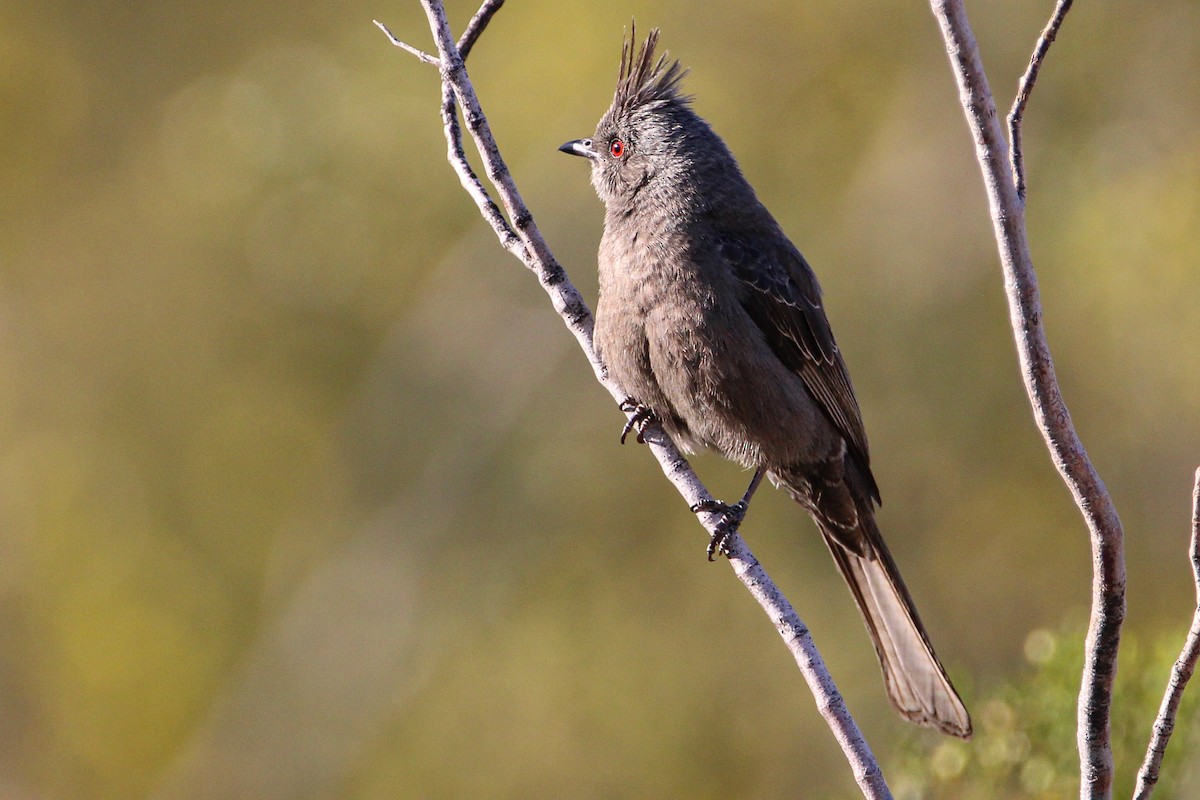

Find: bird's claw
<box><xmin>619</xmin><ymin>398</ymin><xmax>656</xmax><ymax>445</ymax></box>
<box><xmin>690</xmin><ymin>499</ymin><xmax>748</xmax><ymax>561</ymax></box>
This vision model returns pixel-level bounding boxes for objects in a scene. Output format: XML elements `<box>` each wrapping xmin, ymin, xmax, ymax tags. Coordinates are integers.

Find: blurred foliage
<box><xmin>1</xmin><ymin>0</ymin><xmax>1199</xmax><ymax>797</ymax></box>
<box><xmin>888</xmin><ymin>626</ymin><xmax>1200</xmax><ymax>800</ymax></box>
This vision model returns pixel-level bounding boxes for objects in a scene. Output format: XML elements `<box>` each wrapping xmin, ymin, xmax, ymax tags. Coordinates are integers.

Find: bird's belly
<box><xmin>642</xmin><ymin>298</ymin><xmax>841</xmax><ymax>469</ymax></box>
<box><xmin>594</xmin><ymin>293</ymin><xmax>697</xmax><ymax>448</ymax></box>
<box><xmin>595</xmin><ymin>231</ymin><xmax>841</xmax><ymax>468</ymax></box>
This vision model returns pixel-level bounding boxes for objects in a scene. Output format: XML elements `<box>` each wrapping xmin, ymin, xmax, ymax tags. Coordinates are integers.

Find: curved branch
<box><xmin>1007</xmin><ymin>0</ymin><xmax>1074</xmax><ymax>198</ymax></box>
<box><xmin>1133</xmin><ymin>468</ymin><xmax>1200</xmax><ymax>800</ymax></box>
<box><xmin>927</xmin><ymin>2</ymin><xmax>1126</xmax><ymax>797</ymax></box>
<box><xmin>380</xmin><ymin>2</ymin><xmax>892</xmax><ymax>797</ymax></box>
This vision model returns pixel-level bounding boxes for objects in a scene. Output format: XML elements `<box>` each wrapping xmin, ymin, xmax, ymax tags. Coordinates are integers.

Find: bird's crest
<box><xmin>612</xmin><ymin>25</ymin><xmax>690</xmax><ymax>116</ymax></box>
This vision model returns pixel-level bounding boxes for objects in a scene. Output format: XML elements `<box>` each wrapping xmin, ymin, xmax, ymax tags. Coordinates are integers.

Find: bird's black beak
<box><xmin>559</xmin><ymin>138</ymin><xmax>597</xmax><ymax>160</ymax></box>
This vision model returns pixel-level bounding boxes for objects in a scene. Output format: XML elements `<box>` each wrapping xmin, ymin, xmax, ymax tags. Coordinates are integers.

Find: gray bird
<box><xmin>560</xmin><ymin>28</ymin><xmax>971</xmax><ymax>738</ymax></box>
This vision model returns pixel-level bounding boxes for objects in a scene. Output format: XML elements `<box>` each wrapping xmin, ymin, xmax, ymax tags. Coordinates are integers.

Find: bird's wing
<box><xmin>718</xmin><ymin>231</ymin><xmax>878</xmax><ymax>501</ymax></box>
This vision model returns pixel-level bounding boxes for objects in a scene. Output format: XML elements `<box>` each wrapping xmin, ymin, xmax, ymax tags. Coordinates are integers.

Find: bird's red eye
<box><xmin>610</xmin><ymin>139</ymin><xmax>625</xmax><ymax>158</ymax></box>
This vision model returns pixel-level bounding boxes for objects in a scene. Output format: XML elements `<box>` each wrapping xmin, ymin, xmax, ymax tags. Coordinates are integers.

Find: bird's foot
<box><xmin>690</xmin><ymin>499</ymin><xmax>748</xmax><ymax>561</ymax></box>
<box><xmin>619</xmin><ymin>398</ymin><xmax>656</xmax><ymax>445</ymax></box>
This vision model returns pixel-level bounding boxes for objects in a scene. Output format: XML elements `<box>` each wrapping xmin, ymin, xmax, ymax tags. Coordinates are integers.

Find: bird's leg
<box><xmin>619</xmin><ymin>397</ymin><xmax>657</xmax><ymax>445</ymax></box>
<box><xmin>692</xmin><ymin>467</ymin><xmax>767</xmax><ymax>561</ymax></box>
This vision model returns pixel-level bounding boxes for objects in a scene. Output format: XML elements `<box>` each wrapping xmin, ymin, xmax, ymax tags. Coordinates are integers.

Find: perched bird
<box><xmin>559</xmin><ymin>27</ymin><xmax>971</xmax><ymax>738</ymax></box>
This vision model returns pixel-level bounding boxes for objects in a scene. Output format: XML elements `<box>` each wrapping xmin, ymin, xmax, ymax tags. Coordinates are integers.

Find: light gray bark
<box><xmin>1133</xmin><ymin>470</ymin><xmax>1200</xmax><ymax>800</ymax></box>
<box><xmin>380</xmin><ymin>2</ymin><xmax>892</xmax><ymax>796</ymax></box>
<box><xmin>927</xmin><ymin>2</ymin><xmax>1126</xmax><ymax>797</ymax></box>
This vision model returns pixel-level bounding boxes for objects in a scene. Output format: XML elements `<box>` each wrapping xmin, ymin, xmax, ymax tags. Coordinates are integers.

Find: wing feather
<box><xmin>719</xmin><ymin>232</ymin><xmax>879</xmax><ymax>502</ymax></box>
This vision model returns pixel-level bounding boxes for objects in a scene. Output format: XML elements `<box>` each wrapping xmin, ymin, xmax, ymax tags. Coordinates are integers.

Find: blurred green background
<box><xmin>2</xmin><ymin>0</ymin><xmax>1199</xmax><ymax>797</ymax></box>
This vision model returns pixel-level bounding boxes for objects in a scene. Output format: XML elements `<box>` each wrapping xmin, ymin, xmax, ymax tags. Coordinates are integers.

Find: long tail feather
<box><xmin>820</xmin><ymin>518</ymin><xmax>972</xmax><ymax>738</ymax></box>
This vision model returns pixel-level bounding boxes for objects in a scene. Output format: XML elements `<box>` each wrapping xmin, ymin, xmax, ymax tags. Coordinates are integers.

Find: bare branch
<box><xmin>926</xmin><ymin>2</ymin><xmax>1126</xmax><ymax>797</ymax></box>
<box><xmin>1133</xmin><ymin>468</ymin><xmax>1200</xmax><ymax>800</ymax></box>
<box><xmin>375</xmin><ymin>9</ymin><xmax>525</xmax><ymax>262</ymax></box>
<box><xmin>727</xmin><ymin>540</ymin><xmax>889</xmax><ymax>794</ymax></box>
<box><xmin>417</xmin><ymin>0</ymin><xmax>604</xmax><ymax>380</ymax></box>
<box><xmin>457</xmin><ymin>0</ymin><xmax>504</xmax><ymax>60</ymax></box>
<box><xmin>373</xmin><ymin>19</ymin><xmax>439</xmax><ymax>65</ymax></box>
<box><xmin>387</xmin><ymin>1</ymin><xmax>894</xmax><ymax>796</ymax></box>
<box><xmin>1007</xmin><ymin>0</ymin><xmax>1074</xmax><ymax>198</ymax></box>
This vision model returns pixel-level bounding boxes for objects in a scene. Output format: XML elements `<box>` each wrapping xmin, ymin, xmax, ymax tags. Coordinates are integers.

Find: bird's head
<box><xmin>560</xmin><ymin>26</ymin><xmax>703</xmax><ymax>209</ymax></box>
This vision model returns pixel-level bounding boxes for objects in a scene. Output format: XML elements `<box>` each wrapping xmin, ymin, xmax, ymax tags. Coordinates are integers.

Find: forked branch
<box><xmin>379</xmin><ymin>2</ymin><xmax>891</xmax><ymax>797</ymax></box>
<box><xmin>927</xmin><ymin>1</ymin><xmax>1126</xmax><ymax>797</ymax></box>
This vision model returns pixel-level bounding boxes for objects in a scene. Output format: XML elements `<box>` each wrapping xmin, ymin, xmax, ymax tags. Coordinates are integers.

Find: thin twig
<box><xmin>1007</xmin><ymin>0</ymin><xmax>1074</xmax><ymax>199</ymax></box>
<box><xmin>927</xmin><ymin>2</ymin><xmax>1125</xmax><ymax>798</ymax></box>
<box><xmin>1133</xmin><ymin>468</ymin><xmax>1200</xmax><ymax>800</ymax></box>
<box><xmin>373</xmin><ymin>19</ymin><xmax>439</xmax><ymax>65</ymax></box>
<box><xmin>376</xmin><ymin>10</ymin><xmax>526</xmax><ymax>261</ymax></box>
<box><xmin>417</xmin><ymin>1</ymin><xmax>604</xmax><ymax>377</ymax></box>
<box><xmin>434</xmin><ymin>74</ymin><xmax>526</xmax><ymax>259</ymax></box>
<box><xmin>388</xmin><ymin>2</ymin><xmax>893</xmax><ymax>797</ymax></box>
<box><xmin>457</xmin><ymin>0</ymin><xmax>504</xmax><ymax>59</ymax></box>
